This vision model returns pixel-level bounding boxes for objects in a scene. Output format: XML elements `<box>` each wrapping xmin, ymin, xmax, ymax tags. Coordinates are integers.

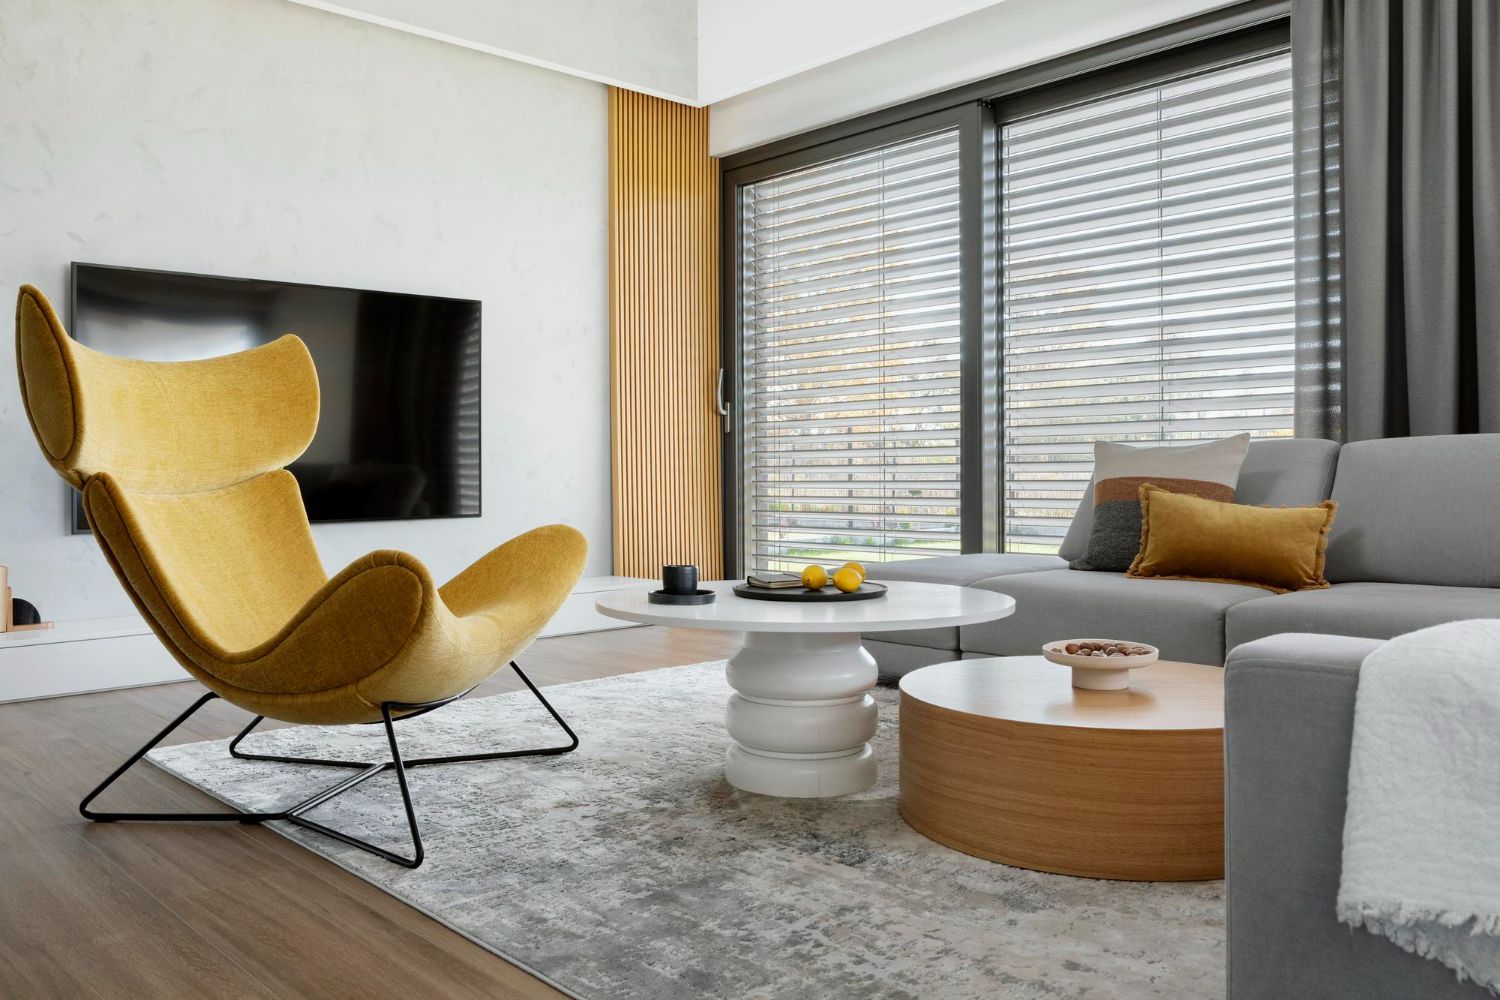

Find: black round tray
<box><xmin>732</xmin><ymin>582</ymin><xmax>887</xmax><ymax>602</ymax></box>
<box><xmin>647</xmin><ymin>589</ymin><xmax>717</xmax><ymax>605</ymax></box>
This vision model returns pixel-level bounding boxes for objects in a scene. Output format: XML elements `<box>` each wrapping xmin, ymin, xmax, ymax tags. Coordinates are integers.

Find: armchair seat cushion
<box><xmin>961</xmin><ymin>568</ymin><xmax>1267</xmax><ymax>666</ymax></box>
<box><xmin>1225</xmin><ymin>582</ymin><xmax>1500</xmax><ymax>650</ymax></box>
<box><xmin>87</xmin><ymin>468</ymin><xmax>585</xmax><ymax>724</ymax></box>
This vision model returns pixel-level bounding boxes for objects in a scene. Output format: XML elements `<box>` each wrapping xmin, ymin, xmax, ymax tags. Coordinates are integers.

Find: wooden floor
<box><xmin>0</xmin><ymin>625</ymin><xmax>737</xmax><ymax>1000</ymax></box>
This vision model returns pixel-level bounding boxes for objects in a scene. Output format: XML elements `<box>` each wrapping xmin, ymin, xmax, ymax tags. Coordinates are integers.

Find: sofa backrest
<box><xmin>1058</xmin><ymin>437</ymin><xmax>1341</xmax><ymax>562</ymax></box>
<box><xmin>1325</xmin><ymin>434</ymin><xmax>1500</xmax><ymax>587</ymax></box>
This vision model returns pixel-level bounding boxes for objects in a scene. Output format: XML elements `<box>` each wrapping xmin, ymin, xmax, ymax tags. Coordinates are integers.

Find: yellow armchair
<box><xmin>14</xmin><ymin>284</ymin><xmax>586</xmax><ymax>867</ymax></box>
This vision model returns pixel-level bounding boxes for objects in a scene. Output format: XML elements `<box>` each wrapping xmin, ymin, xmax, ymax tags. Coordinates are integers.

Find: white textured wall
<box><xmin>0</xmin><ymin>0</ymin><xmax>612</xmax><ymax>622</ymax></box>
<box><xmin>708</xmin><ymin>0</ymin><xmax>1238</xmax><ymax>155</ymax></box>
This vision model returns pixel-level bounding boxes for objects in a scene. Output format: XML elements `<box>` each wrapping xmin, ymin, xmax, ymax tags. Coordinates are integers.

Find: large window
<box><xmin>738</xmin><ymin>129</ymin><xmax>964</xmax><ymax>571</ymax></box>
<box><xmin>1000</xmin><ymin>52</ymin><xmax>1296</xmax><ymax>552</ymax></box>
<box><xmin>726</xmin><ymin>22</ymin><xmax>1296</xmax><ymax>573</ymax></box>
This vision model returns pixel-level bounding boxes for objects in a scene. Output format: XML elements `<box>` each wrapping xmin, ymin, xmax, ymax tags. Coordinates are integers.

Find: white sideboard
<box><xmin>0</xmin><ymin>575</ymin><xmax>653</xmax><ymax>703</ymax></box>
<box><xmin>537</xmin><ymin>575</ymin><xmax>653</xmax><ymax>638</ymax></box>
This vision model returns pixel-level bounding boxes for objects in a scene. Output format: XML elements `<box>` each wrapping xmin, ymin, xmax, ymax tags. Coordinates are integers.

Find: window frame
<box><xmin>719</xmin><ymin>3</ymin><xmax>1291</xmax><ymax>576</ymax></box>
<box><xmin>721</xmin><ymin>105</ymin><xmax>995</xmax><ymax>576</ymax></box>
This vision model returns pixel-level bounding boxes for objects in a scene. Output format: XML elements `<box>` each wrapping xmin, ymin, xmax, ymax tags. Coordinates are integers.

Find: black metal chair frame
<box><xmin>78</xmin><ymin>660</ymin><xmax>577</xmax><ymax>869</ymax></box>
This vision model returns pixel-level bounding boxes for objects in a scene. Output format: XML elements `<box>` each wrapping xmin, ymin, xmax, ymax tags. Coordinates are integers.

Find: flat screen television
<box><xmin>69</xmin><ymin>263</ymin><xmax>481</xmax><ymax>532</ymax></box>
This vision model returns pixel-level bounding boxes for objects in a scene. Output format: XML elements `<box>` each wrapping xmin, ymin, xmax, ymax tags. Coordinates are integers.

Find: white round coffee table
<box><xmin>595</xmin><ymin>580</ymin><xmax>1014</xmax><ymax>798</ymax></box>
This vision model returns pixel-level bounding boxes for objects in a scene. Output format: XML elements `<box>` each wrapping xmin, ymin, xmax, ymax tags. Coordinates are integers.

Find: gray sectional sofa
<box><xmin>866</xmin><ymin>433</ymin><xmax>1499</xmax><ymax>999</ymax></box>
<box><xmin>865</xmin><ymin>433</ymin><xmax>1500</xmax><ymax>675</ymax></box>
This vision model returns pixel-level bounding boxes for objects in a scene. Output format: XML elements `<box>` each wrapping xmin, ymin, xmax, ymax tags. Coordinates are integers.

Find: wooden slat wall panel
<box><xmin>608</xmin><ymin>88</ymin><xmax>722</xmax><ymax>579</ymax></box>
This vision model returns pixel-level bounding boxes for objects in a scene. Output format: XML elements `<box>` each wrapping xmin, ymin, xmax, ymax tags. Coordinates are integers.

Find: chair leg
<box><xmin>228</xmin><ymin>659</ymin><xmax>580</xmax><ymax>768</ymax></box>
<box><xmin>79</xmin><ymin>659</ymin><xmax>580</xmax><ymax>869</ymax></box>
<box><xmin>402</xmin><ymin>660</ymin><xmax>580</xmax><ymax>766</ymax></box>
<box><xmin>80</xmin><ymin>691</ymin><xmax>283</xmax><ymax>824</ymax></box>
<box><xmin>280</xmin><ymin>702</ymin><xmax>426</xmax><ymax>867</ymax></box>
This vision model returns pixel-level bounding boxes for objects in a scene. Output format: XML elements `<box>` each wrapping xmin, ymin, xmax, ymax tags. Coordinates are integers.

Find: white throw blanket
<box><xmin>1340</xmin><ymin>619</ymin><xmax>1500</xmax><ymax>993</ymax></box>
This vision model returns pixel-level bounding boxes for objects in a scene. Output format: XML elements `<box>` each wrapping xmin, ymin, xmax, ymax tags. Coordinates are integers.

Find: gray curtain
<box><xmin>1293</xmin><ymin>0</ymin><xmax>1500</xmax><ymax>441</ymax></box>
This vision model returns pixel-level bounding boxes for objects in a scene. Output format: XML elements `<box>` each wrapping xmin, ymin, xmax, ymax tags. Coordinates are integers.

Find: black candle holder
<box><xmin>649</xmin><ymin>564</ymin><xmax>715</xmax><ymax>605</ymax></box>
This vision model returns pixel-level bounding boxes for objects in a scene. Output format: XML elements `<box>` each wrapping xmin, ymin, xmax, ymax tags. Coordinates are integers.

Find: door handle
<box><xmin>716</xmin><ymin>368</ymin><xmax>732</xmax><ymax>433</ymax></box>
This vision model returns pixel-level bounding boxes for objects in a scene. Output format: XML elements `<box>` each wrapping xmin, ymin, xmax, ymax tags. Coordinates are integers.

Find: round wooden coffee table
<box><xmin>899</xmin><ymin>656</ymin><xmax>1224</xmax><ymax>881</ymax></box>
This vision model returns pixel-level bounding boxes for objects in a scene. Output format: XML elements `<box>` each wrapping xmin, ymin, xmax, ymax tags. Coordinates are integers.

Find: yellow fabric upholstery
<box><xmin>16</xmin><ymin>285</ymin><xmax>320</xmax><ymax>492</ymax></box>
<box><xmin>15</xmin><ymin>285</ymin><xmax>587</xmax><ymax>724</ymax></box>
<box><xmin>1126</xmin><ymin>484</ymin><xmax>1337</xmax><ymax>594</ymax></box>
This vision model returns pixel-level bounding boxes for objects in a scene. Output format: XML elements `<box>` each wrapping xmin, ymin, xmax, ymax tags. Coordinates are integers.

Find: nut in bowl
<box><xmin>1042</xmin><ymin>638</ymin><xmax>1160</xmax><ymax>691</ymax></box>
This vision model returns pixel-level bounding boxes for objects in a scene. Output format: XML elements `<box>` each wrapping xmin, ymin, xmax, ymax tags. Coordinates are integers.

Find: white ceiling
<box><xmin>288</xmin><ymin>0</ymin><xmax>1239</xmax><ymax>146</ymax></box>
<box><xmin>287</xmin><ymin>0</ymin><xmax>1013</xmax><ymax>105</ymax></box>
<box><xmin>708</xmin><ymin>0</ymin><xmax>1239</xmax><ymax>154</ymax></box>
<box><xmin>696</xmin><ymin>0</ymin><xmax>1007</xmax><ymax>104</ymax></box>
<box><xmin>288</xmin><ymin>0</ymin><xmax>700</xmax><ymax>102</ymax></box>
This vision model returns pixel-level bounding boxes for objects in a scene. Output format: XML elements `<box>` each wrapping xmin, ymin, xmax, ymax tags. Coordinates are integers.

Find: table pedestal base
<box><xmin>723</xmin><ymin>631</ymin><xmax>878</xmax><ymax>798</ymax></box>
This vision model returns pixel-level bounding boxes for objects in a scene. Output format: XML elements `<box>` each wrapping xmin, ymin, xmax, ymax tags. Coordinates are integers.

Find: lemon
<box><xmin>832</xmin><ymin>567</ymin><xmax>862</xmax><ymax>593</ymax></box>
<box><xmin>801</xmin><ymin>564</ymin><xmax>829</xmax><ymax>591</ymax></box>
<box><xmin>841</xmin><ymin>561</ymin><xmax>867</xmax><ymax>582</ymax></box>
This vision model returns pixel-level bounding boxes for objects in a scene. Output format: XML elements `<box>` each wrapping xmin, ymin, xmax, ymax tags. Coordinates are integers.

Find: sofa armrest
<box><xmin>1224</xmin><ymin>633</ymin><xmax>1489</xmax><ymax>1000</ymax></box>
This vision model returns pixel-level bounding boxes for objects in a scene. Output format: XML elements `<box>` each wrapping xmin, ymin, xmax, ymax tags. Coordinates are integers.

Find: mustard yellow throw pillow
<box><xmin>1126</xmin><ymin>485</ymin><xmax>1338</xmax><ymax>593</ymax></box>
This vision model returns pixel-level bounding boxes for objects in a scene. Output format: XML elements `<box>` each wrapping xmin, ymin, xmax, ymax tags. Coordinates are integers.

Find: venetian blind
<box><xmin>1001</xmin><ymin>51</ymin><xmax>1297</xmax><ymax>553</ymax></box>
<box><xmin>741</xmin><ymin>129</ymin><xmax>963</xmax><ymax>571</ymax></box>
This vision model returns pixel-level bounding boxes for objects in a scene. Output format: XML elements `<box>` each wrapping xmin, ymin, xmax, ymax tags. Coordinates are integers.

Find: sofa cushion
<box><xmin>862</xmin><ymin>553</ymin><xmax>1064</xmax><ymax>649</ymax></box>
<box><xmin>1059</xmin><ymin>437</ymin><xmax>1341</xmax><ymax>563</ymax></box>
<box><xmin>1070</xmin><ymin>434</ymin><xmax>1249</xmax><ymax>572</ymax></box>
<box><xmin>1325</xmin><ymin>434</ymin><xmax>1500</xmax><ymax>587</ymax></box>
<box><xmin>1226</xmin><ymin>582</ymin><xmax>1500</xmax><ymax>650</ymax></box>
<box><xmin>1127</xmin><ymin>486</ymin><xmax>1337</xmax><ymax>593</ymax></box>
<box><xmin>959</xmin><ymin>568</ymin><xmax>1267</xmax><ymax>666</ymax></box>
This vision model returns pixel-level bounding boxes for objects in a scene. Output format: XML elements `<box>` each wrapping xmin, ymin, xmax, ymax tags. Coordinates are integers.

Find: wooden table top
<box><xmin>899</xmin><ymin>656</ymin><xmax>1224</xmax><ymax>733</ymax></box>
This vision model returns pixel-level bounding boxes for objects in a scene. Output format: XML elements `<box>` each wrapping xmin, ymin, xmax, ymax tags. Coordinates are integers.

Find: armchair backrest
<box><xmin>15</xmin><ymin>284</ymin><xmax>320</xmax><ymax>492</ymax></box>
<box><xmin>14</xmin><ymin>284</ymin><xmax>329</xmax><ymax>656</ymax></box>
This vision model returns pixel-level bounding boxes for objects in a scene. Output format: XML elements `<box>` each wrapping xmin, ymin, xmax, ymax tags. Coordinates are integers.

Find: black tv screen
<box><xmin>69</xmin><ymin>263</ymin><xmax>481</xmax><ymax>531</ymax></box>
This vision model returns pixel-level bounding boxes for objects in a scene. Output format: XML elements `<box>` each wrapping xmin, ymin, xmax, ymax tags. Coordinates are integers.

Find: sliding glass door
<box><xmin>731</xmin><ymin>124</ymin><xmax>976</xmax><ymax>573</ymax></box>
<box><xmin>723</xmin><ymin>22</ymin><xmax>1295</xmax><ymax>573</ymax></box>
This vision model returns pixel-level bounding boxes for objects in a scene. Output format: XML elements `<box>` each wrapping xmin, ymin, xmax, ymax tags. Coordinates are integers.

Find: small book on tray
<box><xmin>746</xmin><ymin>572</ymin><xmax>804</xmax><ymax>589</ymax></box>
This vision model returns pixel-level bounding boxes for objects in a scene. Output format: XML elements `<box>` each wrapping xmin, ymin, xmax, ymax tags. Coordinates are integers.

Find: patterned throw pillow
<box><xmin>1070</xmin><ymin>434</ymin><xmax>1251</xmax><ymax>572</ymax></box>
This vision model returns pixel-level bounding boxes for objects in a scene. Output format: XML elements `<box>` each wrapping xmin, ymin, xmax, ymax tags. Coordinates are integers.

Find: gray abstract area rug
<box><xmin>148</xmin><ymin>661</ymin><xmax>1224</xmax><ymax>1000</ymax></box>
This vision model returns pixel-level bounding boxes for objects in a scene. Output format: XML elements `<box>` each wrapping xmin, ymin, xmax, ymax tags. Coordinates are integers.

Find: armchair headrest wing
<box><xmin>16</xmin><ymin>284</ymin><xmax>319</xmax><ymax>493</ymax></box>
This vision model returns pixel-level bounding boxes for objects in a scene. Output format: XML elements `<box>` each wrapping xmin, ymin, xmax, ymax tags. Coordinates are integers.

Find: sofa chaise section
<box><xmin>1224</xmin><ymin>633</ymin><xmax>1491</xmax><ymax>1000</ymax></box>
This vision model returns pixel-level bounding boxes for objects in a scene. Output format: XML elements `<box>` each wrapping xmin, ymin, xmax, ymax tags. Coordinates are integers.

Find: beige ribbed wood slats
<box><xmin>608</xmin><ymin>88</ymin><xmax>722</xmax><ymax>578</ymax></box>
